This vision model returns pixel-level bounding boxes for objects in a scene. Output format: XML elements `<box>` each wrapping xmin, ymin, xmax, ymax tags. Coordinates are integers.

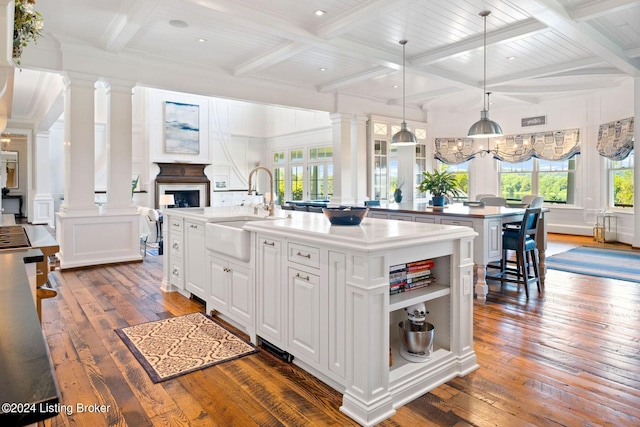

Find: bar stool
<box><xmin>490</xmin><ymin>208</ymin><xmax>542</xmax><ymax>297</ymax></box>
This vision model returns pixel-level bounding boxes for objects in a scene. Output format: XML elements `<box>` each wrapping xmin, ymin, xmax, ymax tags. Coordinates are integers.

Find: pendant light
<box><xmin>391</xmin><ymin>39</ymin><xmax>418</xmax><ymax>146</ymax></box>
<box><xmin>468</xmin><ymin>11</ymin><xmax>503</xmax><ymax>138</ymax></box>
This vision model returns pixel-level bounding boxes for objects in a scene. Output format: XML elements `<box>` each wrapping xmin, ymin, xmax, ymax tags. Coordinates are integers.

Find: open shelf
<box><xmin>388</xmin><ymin>284</ymin><xmax>450</xmax><ymax>312</ymax></box>
<box><xmin>388</xmin><ymin>335</ymin><xmax>452</xmax><ymax>384</ymax></box>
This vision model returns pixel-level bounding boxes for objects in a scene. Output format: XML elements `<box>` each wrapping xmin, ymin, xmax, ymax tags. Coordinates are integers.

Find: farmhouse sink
<box><xmin>205</xmin><ymin>217</ymin><xmax>273</xmax><ymax>262</ymax></box>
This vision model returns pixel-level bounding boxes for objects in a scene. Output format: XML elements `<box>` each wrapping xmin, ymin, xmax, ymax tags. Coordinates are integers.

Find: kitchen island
<box><xmin>161</xmin><ymin>207</ymin><xmax>478</xmax><ymax>426</ymax></box>
<box><xmin>366</xmin><ymin>201</ymin><xmax>548</xmax><ymax>302</ymax></box>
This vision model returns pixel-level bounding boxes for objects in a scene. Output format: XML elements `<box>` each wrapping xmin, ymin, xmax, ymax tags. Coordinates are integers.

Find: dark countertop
<box><xmin>0</xmin><ymin>249</ymin><xmax>60</xmax><ymax>426</ymax></box>
<box><xmin>368</xmin><ymin>201</ymin><xmax>527</xmax><ymax>218</ymax></box>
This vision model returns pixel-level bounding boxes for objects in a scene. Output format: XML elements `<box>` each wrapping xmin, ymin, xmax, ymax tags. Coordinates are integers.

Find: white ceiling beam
<box><xmin>528</xmin><ymin>0</ymin><xmax>640</xmax><ymax>76</ymax></box>
<box><xmin>485</xmin><ymin>57</ymin><xmax>605</xmax><ymax>86</ymax></box>
<box><xmin>388</xmin><ymin>87</ymin><xmax>463</xmax><ymax>105</ymax></box>
<box><xmin>412</xmin><ymin>19</ymin><xmax>548</xmax><ymax>66</ymax></box>
<box><xmin>569</xmin><ymin>0</ymin><xmax>640</xmax><ymax>21</ymax></box>
<box><xmin>493</xmin><ymin>80</ymin><xmax>620</xmax><ymax>93</ymax></box>
<box><xmin>318</xmin><ymin>67</ymin><xmax>393</xmax><ymax>93</ymax></box>
<box><xmin>316</xmin><ymin>0</ymin><xmax>416</xmax><ymax>39</ymax></box>
<box><xmin>543</xmin><ymin>67</ymin><xmax>624</xmax><ymax>78</ymax></box>
<box><xmin>100</xmin><ymin>0</ymin><xmax>159</xmax><ymax>52</ymax></box>
<box><xmin>233</xmin><ymin>41</ymin><xmax>309</xmax><ymax>76</ymax></box>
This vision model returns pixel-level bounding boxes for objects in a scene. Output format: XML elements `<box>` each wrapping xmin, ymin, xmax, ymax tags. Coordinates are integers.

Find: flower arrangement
<box><xmin>13</xmin><ymin>0</ymin><xmax>44</xmax><ymax>66</ymax></box>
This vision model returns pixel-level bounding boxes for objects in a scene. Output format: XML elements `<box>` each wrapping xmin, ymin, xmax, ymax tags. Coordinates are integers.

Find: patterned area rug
<box><xmin>545</xmin><ymin>246</ymin><xmax>640</xmax><ymax>283</ymax></box>
<box><xmin>115</xmin><ymin>312</ymin><xmax>257</xmax><ymax>383</ymax></box>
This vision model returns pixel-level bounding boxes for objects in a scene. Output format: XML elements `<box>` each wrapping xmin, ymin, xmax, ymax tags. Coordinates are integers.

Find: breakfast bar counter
<box><xmin>366</xmin><ymin>202</ymin><xmax>548</xmax><ymax>302</ymax></box>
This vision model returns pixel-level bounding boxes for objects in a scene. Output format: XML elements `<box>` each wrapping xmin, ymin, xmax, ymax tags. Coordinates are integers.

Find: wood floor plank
<box><xmin>37</xmin><ymin>234</ymin><xmax>640</xmax><ymax>426</ymax></box>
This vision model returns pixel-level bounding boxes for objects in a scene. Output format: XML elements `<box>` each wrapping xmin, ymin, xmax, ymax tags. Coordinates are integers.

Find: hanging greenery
<box><xmin>13</xmin><ymin>0</ymin><xmax>44</xmax><ymax>66</ymax></box>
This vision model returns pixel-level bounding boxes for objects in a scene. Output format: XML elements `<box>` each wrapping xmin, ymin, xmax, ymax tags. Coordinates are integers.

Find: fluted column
<box><xmin>31</xmin><ymin>130</ymin><xmax>55</xmax><ymax>225</ymax></box>
<box><xmin>60</xmin><ymin>73</ymin><xmax>98</xmax><ymax>215</ymax></box>
<box><xmin>103</xmin><ymin>79</ymin><xmax>136</xmax><ymax>213</ymax></box>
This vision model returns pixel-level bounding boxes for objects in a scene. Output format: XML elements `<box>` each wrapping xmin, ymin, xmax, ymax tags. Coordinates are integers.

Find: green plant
<box><xmin>13</xmin><ymin>0</ymin><xmax>44</xmax><ymax>66</ymax></box>
<box><xmin>417</xmin><ymin>169</ymin><xmax>462</xmax><ymax>198</ymax></box>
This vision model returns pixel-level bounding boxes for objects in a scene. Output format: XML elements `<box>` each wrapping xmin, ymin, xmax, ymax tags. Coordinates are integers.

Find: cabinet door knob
<box><xmin>263</xmin><ymin>240</ymin><xmax>275</xmax><ymax>246</ymax></box>
<box><xmin>190</xmin><ymin>224</ymin><xmax>198</xmax><ymax>229</ymax></box>
<box><xmin>172</xmin><ymin>268</ymin><xmax>180</xmax><ymax>276</ymax></box>
<box><xmin>172</xmin><ymin>242</ymin><xmax>179</xmax><ymax>249</ymax></box>
<box><xmin>295</xmin><ymin>273</ymin><xmax>310</xmax><ymax>281</ymax></box>
<box><xmin>296</xmin><ymin>251</ymin><xmax>311</xmax><ymax>259</ymax></box>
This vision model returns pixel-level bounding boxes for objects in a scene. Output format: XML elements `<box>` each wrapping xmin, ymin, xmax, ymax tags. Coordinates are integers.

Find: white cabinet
<box><xmin>256</xmin><ymin>235</ymin><xmax>284</xmax><ymax>347</ymax></box>
<box><xmin>287</xmin><ymin>267</ymin><xmax>320</xmax><ymax>364</ymax></box>
<box><xmin>168</xmin><ymin>217</ymin><xmax>184</xmax><ymax>290</ymax></box>
<box><xmin>185</xmin><ymin>219</ymin><xmax>206</xmax><ymax>299</ymax></box>
<box><xmin>207</xmin><ymin>253</ymin><xmax>253</xmax><ymax>329</ymax></box>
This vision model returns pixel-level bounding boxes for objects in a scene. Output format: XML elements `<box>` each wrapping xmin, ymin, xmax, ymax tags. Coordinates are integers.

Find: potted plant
<box><xmin>417</xmin><ymin>169</ymin><xmax>462</xmax><ymax>207</ymax></box>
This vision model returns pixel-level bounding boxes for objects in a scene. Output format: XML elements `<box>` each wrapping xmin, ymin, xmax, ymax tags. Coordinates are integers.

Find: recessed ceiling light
<box><xmin>393</xmin><ymin>85</ymin><xmax>399</xmax><ymax>88</ymax></box>
<box><xmin>169</xmin><ymin>19</ymin><xmax>189</xmax><ymax>28</ymax></box>
<box><xmin>507</xmin><ymin>56</ymin><xmax>516</xmax><ymax>60</ymax></box>
<box><xmin>197</xmin><ymin>38</ymin><xmax>207</xmax><ymax>43</ymax></box>
<box><xmin>315</xmin><ymin>10</ymin><xmax>326</xmax><ymax>16</ymax></box>
<box><xmin>319</xmin><ymin>67</ymin><xmax>327</xmax><ymax>71</ymax></box>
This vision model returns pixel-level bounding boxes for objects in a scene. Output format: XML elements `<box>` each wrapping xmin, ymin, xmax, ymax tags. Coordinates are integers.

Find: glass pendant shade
<box><xmin>391</xmin><ymin>40</ymin><xmax>417</xmax><ymax>146</ymax></box>
<box><xmin>468</xmin><ymin>109</ymin><xmax>503</xmax><ymax>138</ymax></box>
<box><xmin>391</xmin><ymin>122</ymin><xmax>418</xmax><ymax>146</ymax></box>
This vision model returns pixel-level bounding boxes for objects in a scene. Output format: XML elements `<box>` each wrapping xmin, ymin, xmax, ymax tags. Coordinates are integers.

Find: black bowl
<box><xmin>322</xmin><ymin>207</ymin><xmax>369</xmax><ymax>225</ymax></box>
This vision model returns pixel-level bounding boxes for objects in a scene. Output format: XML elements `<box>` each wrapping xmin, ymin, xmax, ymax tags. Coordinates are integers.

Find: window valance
<box><xmin>597</xmin><ymin>117</ymin><xmax>634</xmax><ymax>161</ymax></box>
<box><xmin>435</xmin><ymin>128</ymin><xmax>580</xmax><ymax>164</ymax></box>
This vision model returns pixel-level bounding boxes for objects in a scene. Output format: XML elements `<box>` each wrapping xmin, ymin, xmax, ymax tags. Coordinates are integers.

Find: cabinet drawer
<box><xmin>440</xmin><ymin>218</ymin><xmax>474</xmax><ymax>228</ymax></box>
<box><xmin>170</xmin><ymin>218</ymin><xmax>184</xmax><ymax>232</ymax></box>
<box><xmin>390</xmin><ymin>214</ymin><xmax>413</xmax><ymax>221</ymax></box>
<box><xmin>414</xmin><ymin>216</ymin><xmax>435</xmax><ymax>224</ymax></box>
<box><xmin>170</xmin><ymin>261</ymin><xmax>184</xmax><ymax>288</ymax></box>
<box><xmin>288</xmin><ymin>242</ymin><xmax>320</xmax><ymax>269</ymax></box>
<box><xmin>169</xmin><ymin>234</ymin><xmax>183</xmax><ymax>256</ymax></box>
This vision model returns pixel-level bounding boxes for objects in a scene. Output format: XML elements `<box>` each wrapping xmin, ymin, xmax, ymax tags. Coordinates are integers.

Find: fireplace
<box><xmin>155</xmin><ymin>163</ymin><xmax>211</xmax><ymax>209</ymax></box>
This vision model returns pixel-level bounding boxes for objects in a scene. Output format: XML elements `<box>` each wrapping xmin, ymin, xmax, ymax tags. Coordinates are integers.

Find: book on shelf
<box><xmin>406</xmin><ymin>274</ymin><xmax>432</xmax><ymax>284</ymax></box>
<box><xmin>406</xmin><ymin>269</ymin><xmax>432</xmax><ymax>279</ymax></box>
<box><xmin>406</xmin><ymin>276</ymin><xmax>436</xmax><ymax>289</ymax></box>
<box><xmin>389</xmin><ymin>263</ymin><xmax>406</xmax><ymax>272</ymax></box>
<box><xmin>406</xmin><ymin>259</ymin><xmax>434</xmax><ymax>268</ymax></box>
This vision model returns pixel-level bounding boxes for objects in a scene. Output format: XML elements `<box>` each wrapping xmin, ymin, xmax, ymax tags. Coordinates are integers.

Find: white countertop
<box><xmin>165</xmin><ymin>206</ymin><xmax>477</xmax><ymax>252</ymax></box>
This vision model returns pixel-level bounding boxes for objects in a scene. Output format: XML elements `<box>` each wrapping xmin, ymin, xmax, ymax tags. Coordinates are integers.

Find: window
<box><xmin>415</xmin><ymin>144</ymin><xmax>427</xmax><ymax>198</ymax></box>
<box><xmin>274</xmin><ymin>167</ymin><xmax>285</xmax><ymax>205</ymax></box>
<box><xmin>373</xmin><ymin>139</ymin><xmax>388</xmax><ymax>200</ymax></box>
<box><xmin>610</xmin><ymin>150</ymin><xmax>633</xmax><ymax>207</ymax></box>
<box><xmin>309</xmin><ymin>145</ymin><xmax>333</xmax><ymax>200</ymax></box>
<box><xmin>500</xmin><ymin>158</ymin><xmax>576</xmax><ymax>203</ymax></box>
<box><xmin>290</xmin><ymin>166</ymin><xmax>304</xmax><ymax>201</ymax></box>
<box><xmin>436</xmin><ymin>161</ymin><xmax>469</xmax><ymax>201</ymax></box>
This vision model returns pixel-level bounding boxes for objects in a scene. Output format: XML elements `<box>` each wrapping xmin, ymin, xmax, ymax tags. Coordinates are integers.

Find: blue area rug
<box><xmin>545</xmin><ymin>246</ymin><xmax>640</xmax><ymax>283</ymax></box>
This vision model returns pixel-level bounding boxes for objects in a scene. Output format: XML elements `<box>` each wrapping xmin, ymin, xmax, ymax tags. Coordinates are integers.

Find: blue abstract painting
<box><xmin>164</xmin><ymin>101</ymin><xmax>200</xmax><ymax>154</ymax></box>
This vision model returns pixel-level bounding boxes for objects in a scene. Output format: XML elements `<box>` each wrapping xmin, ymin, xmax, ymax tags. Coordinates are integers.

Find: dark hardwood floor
<box><xmin>40</xmin><ymin>234</ymin><xmax>639</xmax><ymax>426</ymax></box>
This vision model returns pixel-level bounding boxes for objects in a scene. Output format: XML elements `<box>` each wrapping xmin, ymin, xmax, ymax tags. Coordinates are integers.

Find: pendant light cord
<box><xmin>401</xmin><ymin>40</ymin><xmax>407</xmax><ymax>122</ymax></box>
<box><xmin>482</xmin><ymin>12</ymin><xmax>487</xmax><ymax>111</ymax></box>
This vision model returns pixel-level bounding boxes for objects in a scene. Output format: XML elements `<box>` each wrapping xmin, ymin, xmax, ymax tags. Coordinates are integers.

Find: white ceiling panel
<box><xmin>11</xmin><ymin>0</ymin><xmax>640</xmax><ymax>120</ymax></box>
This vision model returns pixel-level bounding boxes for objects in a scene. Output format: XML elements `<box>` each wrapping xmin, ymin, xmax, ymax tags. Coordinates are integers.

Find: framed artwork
<box><xmin>164</xmin><ymin>101</ymin><xmax>200</xmax><ymax>154</ymax></box>
<box><xmin>213</xmin><ymin>175</ymin><xmax>228</xmax><ymax>191</ymax></box>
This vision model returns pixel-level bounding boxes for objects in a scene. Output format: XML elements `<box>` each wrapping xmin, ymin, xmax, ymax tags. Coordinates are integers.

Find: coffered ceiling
<box><xmin>11</xmin><ymin>0</ymin><xmax>640</xmax><ymax>121</ymax></box>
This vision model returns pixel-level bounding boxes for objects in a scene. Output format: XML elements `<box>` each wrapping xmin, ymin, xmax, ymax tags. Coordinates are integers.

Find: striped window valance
<box><xmin>435</xmin><ymin>128</ymin><xmax>580</xmax><ymax>164</ymax></box>
<box><xmin>597</xmin><ymin>117</ymin><xmax>634</xmax><ymax>161</ymax></box>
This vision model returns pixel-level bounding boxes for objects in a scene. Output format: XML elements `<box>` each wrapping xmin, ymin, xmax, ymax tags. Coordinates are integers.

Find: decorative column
<box><xmin>330</xmin><ymin>113</ymin><xmax>354</xmax><ymax>205</ymax></box>
<box><xmin>31</xmin><ymin>131</ymin><xmax>55</xmax><ymax>226</ymax></box>
<box><xmin>396</xmin><ymin>144</ymin><xmax>415</xmax><ymax>205</ymax></box>
<box><xmin>59</xmin><ymin>72</ymin><xmax>98</xmax><ymax>215</ymax></box>
<box><xmin>353</xmin><ymin>115</ymin><xmax>369</xmax><ymax>205</ymax></box>
<box><xmin>103</xmin><ymin>79</ymin><xmax>136</xmax><ymax>214</ymax></box>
